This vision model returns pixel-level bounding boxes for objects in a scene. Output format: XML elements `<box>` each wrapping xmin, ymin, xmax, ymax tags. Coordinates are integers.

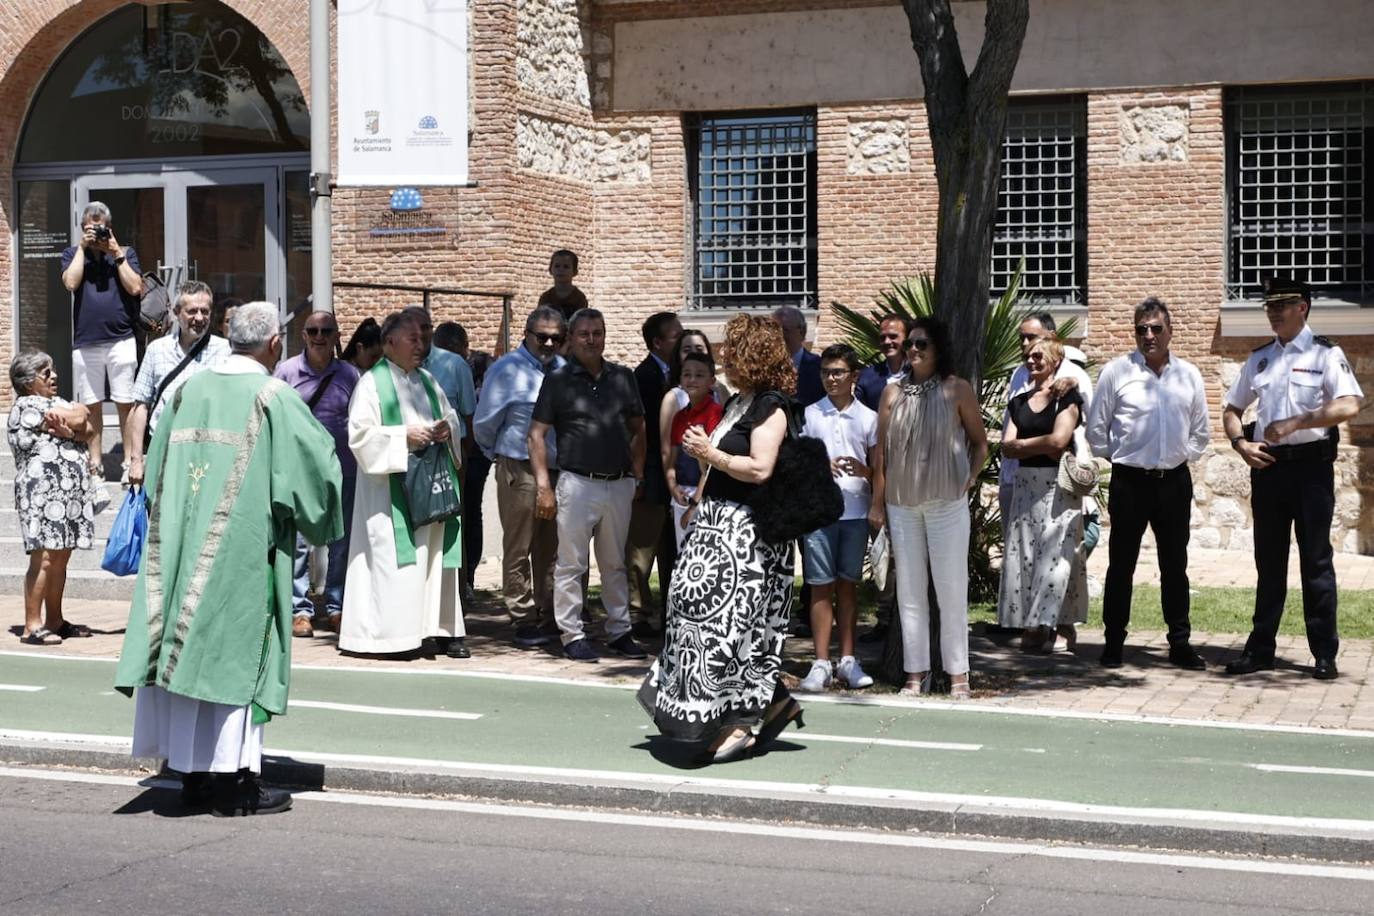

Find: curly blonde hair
<box><xmin>721</xmin><ymin>314</ymin><xmax>797</xmax><ymax>396</ymax></box>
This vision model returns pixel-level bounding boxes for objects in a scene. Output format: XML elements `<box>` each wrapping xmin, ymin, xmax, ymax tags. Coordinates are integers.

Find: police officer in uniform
<box><xmin>1221</xmin><ymin>277</ymin><xmax>1364</xmax><ymax>680</ymax></box>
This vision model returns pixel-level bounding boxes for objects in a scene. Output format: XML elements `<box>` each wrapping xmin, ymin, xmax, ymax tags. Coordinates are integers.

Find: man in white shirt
<box><xmin>797</xmin><ymin>344</ymin><xmax>878</xmax><ymax>692</ymax></box>
<box><xmin>1086</xmin><ymin>298</ymin><xmax>1210</xmax><ymax>670</ymax></box>
<box><xmin>1221</xmin><ymin>277</ymin><xmax>1364</xmax><ymax>680</ymax></box>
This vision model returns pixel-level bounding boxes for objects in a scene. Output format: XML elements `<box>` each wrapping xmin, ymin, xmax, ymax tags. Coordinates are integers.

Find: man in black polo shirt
<box><xmin>61</xmin><ymin>201</ymin><xmax>145</xmax><ymax>477</ymax></box>
<box><xmin>528</xmin><ymin>308</ymin><xmax>648</xmax><ymax>662</ymax></box>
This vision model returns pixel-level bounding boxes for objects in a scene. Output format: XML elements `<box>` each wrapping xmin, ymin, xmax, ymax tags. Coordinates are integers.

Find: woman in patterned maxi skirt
<box><xmin>640</xmin><ymin>315</ymin><xmax>803</xmax><ymax>764</ymax></box>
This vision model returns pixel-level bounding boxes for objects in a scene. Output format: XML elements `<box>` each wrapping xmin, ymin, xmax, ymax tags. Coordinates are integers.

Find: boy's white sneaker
<box><xmin>798</xmin><ymin>659</ymin><xmax>833</xmax><ymax>693</ymax></box>
<box><xmin>836</xmin><ymin>655</ymin><xmax>874</xmax><ymax>689</ymax></box>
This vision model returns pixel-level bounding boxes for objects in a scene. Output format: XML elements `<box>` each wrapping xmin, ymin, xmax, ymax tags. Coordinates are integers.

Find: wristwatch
<box><xmin>113</xmin><ymin>255</ymin><xmax>126</xmax><ymax>266</ymax></box>
<box><xmin>1229</xmin><ymin>435</ymin><xmax>1244</xmax><ymax>450</ymax></box>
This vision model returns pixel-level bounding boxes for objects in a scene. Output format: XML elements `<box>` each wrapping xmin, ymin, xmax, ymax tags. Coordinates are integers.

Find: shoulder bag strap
<box><xmin>149</xmin><ymin>332</ymin><xmax>211</xmax><ymax>410</ymax></box>
<box><xmin>305</xmin><ymin>371</ymin><xmax>337</xmax><ymax>412</ymax></box>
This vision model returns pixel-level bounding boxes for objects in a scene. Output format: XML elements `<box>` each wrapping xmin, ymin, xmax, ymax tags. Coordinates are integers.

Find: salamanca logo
<box><xmin>365</xmin><ymin>110</ymin><xmax>379</xmax><ymax>135</ymax></box>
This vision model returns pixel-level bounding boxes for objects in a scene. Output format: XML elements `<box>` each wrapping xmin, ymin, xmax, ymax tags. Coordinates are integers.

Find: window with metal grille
<box><xmin>687</xmin><ymin>111</ymin><xmax>817</xmax><ymax>308</ymax></box>
<box><xmin>992</xmin><ymin>98</ymin><xmax>1087</xmax><ymax>304</ymax></box>
<box><xmin>1227</xmin><ymin>83</ymin><xmax>1373</xmax><ymax>303</ymax></box>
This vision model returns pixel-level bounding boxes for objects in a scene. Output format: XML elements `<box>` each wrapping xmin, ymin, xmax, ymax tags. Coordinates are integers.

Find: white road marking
<box><xmin>2</xmin><ymin>650</ymin><xmax>1372</xmax><ymax>739</ymax></box>
<box><xmin>1</xmin><ymin>766</ymin><xmax>1371</xmax><ymax>882</ymax></box>
<box><xmin>1251</xmin><ymin>764</ymin><xmax>1374</xmax><ymax>779</ymax></box>
<box><xmin>792</xmin><ymin>733</ymin><xmax>981</xmax><ymax>752</ymax></box>
<box><xmin>3</xmin><ymin>727</ymin><xmax>1374</xmax><ymax>834</ymax></box>
<box><xmin>0</xmin><ymin>684</ymin><xmax>44</xmax><ymax>692</ymax></box>
<box><xmin>291</xmin><ymin>700</ymin><xmax>482</xmax><ymax>721</ymax></box>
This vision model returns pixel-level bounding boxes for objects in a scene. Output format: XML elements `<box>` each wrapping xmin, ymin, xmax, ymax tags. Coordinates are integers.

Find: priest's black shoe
<box><xmin>1223</xmin><ymin>652</ymin><xmax>1275</xmax><ymax>676</ymax></box>
<box><xmin>1167</xmin><ymin>643</ymin><xmax>1207</xmax><ymax>671</ymax></box>
<box><xmin>180</xmin><ymin>772</ymin><xmax>213</xmax><ymax>808</ymax></box>
<box><xmin>1099</xmin><ymin>642</ymin><xmax>1124</xmax><ymax>668</ymax></box>
<box><xmin>211</xmin><ymin>771</ymin><xmax>293</xmax><ymax>817</ymax></box>
<box><xmin>1313</xmin><ymin>658</ymin><xmax>1339</xmax><ymax>680</ymax></box>
<box><xmin>445</xmin><ymin>637</ymin><xmax>471</xmax><ymax>659</ymax></box>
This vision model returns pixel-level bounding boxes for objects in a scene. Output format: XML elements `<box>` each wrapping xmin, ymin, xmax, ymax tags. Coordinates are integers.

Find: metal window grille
<box><xmin>688</xmin><ymin>111</ymin><xmax>817</xmax><ymax>308</ymax></box>
<box><xmin>1226</xmin><ymin>83</ymin><xmax>1373</xmax><ymax>302</ymax></box>
<box><xmin>992</xmin><ymin>99</ymin><xmax>1087</xmax><ymax>304</ymax></box>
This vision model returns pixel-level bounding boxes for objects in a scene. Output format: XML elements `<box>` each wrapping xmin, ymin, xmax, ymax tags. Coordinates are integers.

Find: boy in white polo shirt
<box><xmin>799</xmin><ymin>344</ymin><xmax>878</xmax><ymax>691</ymax></box>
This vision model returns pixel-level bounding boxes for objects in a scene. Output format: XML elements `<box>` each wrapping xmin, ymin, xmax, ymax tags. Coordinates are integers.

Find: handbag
<box><xmin>868</xmin><ymin>525</ymin><xmax>891</xmax><ymax>592</ymax></box>
<box><xmin>749</xmin><ymin>396</ymin><xmax>844</xmax><ymax>545</ymax></box>
<box><xmin>404</xmin><ymin>441</ymin><xmax>462</xmax><ymax>527</ymax></box>
<box><xmin>1057</xmin><ymin>434</ymin><xmax>1098</xmax><ymax>498</ymax></box>
<box><xmin>100</xmin><ymin>486</ymin><xmax>148</xmax><ymax>576</ymax></box>
<box><xmin>134</xmin><ymin>265</ymin><xmax>172</xmax><ymax>335</ymax></box>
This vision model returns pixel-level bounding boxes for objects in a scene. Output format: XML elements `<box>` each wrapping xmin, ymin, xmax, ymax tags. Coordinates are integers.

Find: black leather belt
<box><xmin>1113</xmin><ymin>462</ymin><xmax>1186</xmax><ymax>479</ymax></box>
<box><xmin>565</xmin><ymin>468</ymin><xmax>628</xmax><ymax>481</ymax></box>
<box><xmin>1261</xmin><ymin>439</ymin><xmax>1337</xmax><ymax>463</ymax></box>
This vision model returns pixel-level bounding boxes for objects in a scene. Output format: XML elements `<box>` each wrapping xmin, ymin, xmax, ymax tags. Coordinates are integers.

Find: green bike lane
<box><xmin>3</xmin><ymin>652</ymin><xmax>1373</xmax><ymax>824</ymax></box>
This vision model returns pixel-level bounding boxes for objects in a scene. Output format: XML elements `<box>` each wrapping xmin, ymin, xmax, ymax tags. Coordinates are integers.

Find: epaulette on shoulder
<box><xmin>1313</xmin><ymin>335</ymin><xmax>1335</xmax><ymax>348</ymax></box>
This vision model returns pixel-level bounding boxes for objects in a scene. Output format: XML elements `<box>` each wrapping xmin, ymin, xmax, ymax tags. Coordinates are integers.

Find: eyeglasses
<box><xmin>1134</xmin><ymin>324</ymin><xmax>1166</xmax><ymax>337</ymax></box>
<box><xmin>904</xmin><ymin>338</ymin><xmax>931</xmax><ymax>352</ymax></box>
<box><xmin>533</xmin><ymin>332</ymin><xmax>565</xmax><ymax>345</ymax></box>
<box><xmin>1018</xmin><ymin>332</ymin><xmax>1045</xmax><ymax>343</ymax></box>
<box><xmin>38</xmin><ymin>367</ymin><xmax>56</xmax><ymax>379</ymax></box>
<box><xmin>820</xmin><ymin>368</ymin><xmax>853</xmax><ymax>379</ymax></box>
<box><xmin>304</xmin><ymin>327</ymin><xmax>338</xmax><ymax>337</ymax></box>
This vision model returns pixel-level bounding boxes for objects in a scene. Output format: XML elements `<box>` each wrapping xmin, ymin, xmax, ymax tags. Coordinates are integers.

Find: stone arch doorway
<box><xmin>10</xmin><ymin>0</ymin><xmax>312</xmax><ymax>397</ymax></box>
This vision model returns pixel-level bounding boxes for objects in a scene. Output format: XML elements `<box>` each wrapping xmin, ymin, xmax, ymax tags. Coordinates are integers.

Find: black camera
<box><xmin>91</xmin><ymin>224</ymin><xmax>111</xmax><ymax>242</ymax></box>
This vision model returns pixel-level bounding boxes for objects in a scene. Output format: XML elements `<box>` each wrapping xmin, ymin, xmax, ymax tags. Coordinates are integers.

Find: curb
<box><xmin>4</xmin><ymin>738</ymin><xmax>1373</xmax><ymax>865</ymax></box>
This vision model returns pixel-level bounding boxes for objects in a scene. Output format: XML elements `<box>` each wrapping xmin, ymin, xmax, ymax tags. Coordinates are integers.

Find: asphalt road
<box><xmin>1</xmin><ymin>768</ymin><xmax>1371</xmax><ymax>916</ymax></box>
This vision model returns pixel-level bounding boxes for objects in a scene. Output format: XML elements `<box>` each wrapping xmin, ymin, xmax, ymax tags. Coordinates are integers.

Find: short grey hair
<box><xmin>9</xmin><ymin>349</ymin><xmax>52</xmax><ymax>395</ymax></box>
<box><xmin>773</xmin><ymin>305</ymin><xmax>806</xmax><ymax>337</ymax></box>
<box><xmin>380</xmin><ymin>309</ymin><xmax>423</xmax><ymax>344</ymax></box>
<box><xmin>80</xmin><ymin>201</ymin><xmax>111</xmax><ymax>226</ymax></box>
<box><xmin>524</xmin><ymin>306</ymin><xmax>567</xmax><ymax>335</ymax></box>
<box><xmin>568</xmin><ymin>307</ymin><xmax>604</xmax><ymax>334</ymax></box>
<box><xmin>173</xmin><ymin>280</ymin><xmax>214</xmax><ymax>314</ymax></box>
<box><xmin>228</xmin><ymin>301</ymin><xmax>281</xmax><ymax>353</ymax></box>
<box><xmin>401</xmin><ymin>304</ymin><xmax>432</xmax><ymax>328</ymax></box>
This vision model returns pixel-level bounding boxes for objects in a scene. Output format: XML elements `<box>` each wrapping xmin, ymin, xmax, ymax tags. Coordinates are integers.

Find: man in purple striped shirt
<box><xmin>274</xmin><ymin>311</ymin><xmax>361</xmax><ymax>637</ymax></box>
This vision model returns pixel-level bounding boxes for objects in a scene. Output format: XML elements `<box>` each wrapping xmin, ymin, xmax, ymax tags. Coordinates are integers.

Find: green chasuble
<box><xmin>114</xmin><ymin>362</ymin><xmax>344</xmax><ymax>720</ymax></box>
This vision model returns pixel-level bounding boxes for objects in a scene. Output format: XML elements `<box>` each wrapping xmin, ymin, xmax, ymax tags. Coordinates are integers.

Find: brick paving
<box><xmin>6</xmin><ymin>548</ymin><xmax>1373</xmax><ymax>732</ymax></box>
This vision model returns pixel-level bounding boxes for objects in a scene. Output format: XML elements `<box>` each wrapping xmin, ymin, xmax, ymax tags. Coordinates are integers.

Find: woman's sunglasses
<box><xmin>903</xmin><ymin>338</ymin><xmax>931</xmax><ymax>352</ymax></box>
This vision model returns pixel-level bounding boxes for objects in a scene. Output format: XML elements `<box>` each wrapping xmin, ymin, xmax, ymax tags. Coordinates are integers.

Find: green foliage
<box><xmin>831</xmin><ymin>261</ymin><xmax>1079</xmax><ymax>601</ymax></box>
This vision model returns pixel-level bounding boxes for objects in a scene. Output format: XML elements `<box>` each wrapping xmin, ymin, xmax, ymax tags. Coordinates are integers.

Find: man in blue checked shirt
<box><xmin>473</xmin><ymin>306</ymin><xmax>566</xmax><ymax>647</ymax></box>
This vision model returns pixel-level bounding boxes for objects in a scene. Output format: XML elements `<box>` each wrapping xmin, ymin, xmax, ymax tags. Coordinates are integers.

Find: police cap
<box><xmin>1263</xmin><ymin>276</ymin><xmax>1311</xmax><ymax>307</ymax></box>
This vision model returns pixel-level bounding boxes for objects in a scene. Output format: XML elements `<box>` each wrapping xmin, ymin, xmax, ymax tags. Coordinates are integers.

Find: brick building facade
<box><xmin>2</xmin><ymin>0</ymin><xmax>1372</xmax><ymax>552</ymax></box>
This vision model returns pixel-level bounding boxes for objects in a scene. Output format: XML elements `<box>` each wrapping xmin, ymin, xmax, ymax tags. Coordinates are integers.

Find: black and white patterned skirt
<box><xmin>640</xmin><ymin>497</ymin><xmax>793</xmax><ymax>742</ymax></box>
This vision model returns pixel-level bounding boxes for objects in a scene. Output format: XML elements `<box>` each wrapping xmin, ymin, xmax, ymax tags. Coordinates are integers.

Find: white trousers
<box><xmin>887</xmin><ymin>497</ymin><xmax>971</xmax><ymax>676</ymax></box>
<box><xmin>553</xmin><ymin>473</ymin><xmax>635</xmax><ymax>645</ymax></box>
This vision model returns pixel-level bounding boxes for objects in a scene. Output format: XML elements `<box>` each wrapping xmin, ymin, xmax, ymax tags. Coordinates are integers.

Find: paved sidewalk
<box><xmin>5</xmin><ymin>547</ymin><xmax>1373</xmax><ymax>732</ymax></box>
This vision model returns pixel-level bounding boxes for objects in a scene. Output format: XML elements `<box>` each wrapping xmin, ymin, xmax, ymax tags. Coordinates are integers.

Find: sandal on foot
<box><xmin>56</xmin><ymin>621</ymin><xmax>92</xmax><ymax>639</ymax></box>
<box><xmin>755</xmin><ymin>697</ymin><xmax>805</xmax><ymax>749</ymax></box>
<box><xmin>21</xmin><ymin>627</ymin><xmax>62</xmax><ymax>645</ymax></box>
<box><xmin>898</xmin><ymin>673</ymin><xmax>928</xmax><ymax>697</ymax></box>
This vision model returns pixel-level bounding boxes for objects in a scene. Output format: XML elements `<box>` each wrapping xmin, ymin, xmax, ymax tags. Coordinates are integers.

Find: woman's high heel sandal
<box><xmin>754</xmin><ymin>697</ymin><xmax>805</xmax><ymax>749</ymax></box>
<box><xmin>704</xmin><ymin>728</ymin><xmax>755</xmax><ymax>764</ymax></box>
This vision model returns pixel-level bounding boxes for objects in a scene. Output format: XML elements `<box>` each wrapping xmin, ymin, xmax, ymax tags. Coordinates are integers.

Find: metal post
<box><xmin>310</xmin><ymin>0</ymin><xmax>333</xmax><ymax>314</ymax></box>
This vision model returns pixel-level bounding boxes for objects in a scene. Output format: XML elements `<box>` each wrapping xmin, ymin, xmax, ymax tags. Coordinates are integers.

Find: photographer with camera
<box><xmin>60</xmin><ymin>201</ymin><xmax>144</xmax><ymax>479</ymax></box>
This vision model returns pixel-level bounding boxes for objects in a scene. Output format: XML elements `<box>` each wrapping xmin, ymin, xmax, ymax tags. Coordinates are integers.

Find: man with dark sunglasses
<box><xmin>1086</xmin><ymin>298</ymin><xmax>1210</xmax><ymax>670</ymax></box>
<box><xmin>473</xmin><ymin>307</ymin><xmax>567</xmax><ymax>647</ymax></box>
<box><xmin>1221</xmin><ymin>277</ymin><xmax>1364</xmax><ymax>680</ymax></box>
<box><xmin>274</xmin><ymin>310</ymin><xmax>361</xmax><ymax>637</ymax></box>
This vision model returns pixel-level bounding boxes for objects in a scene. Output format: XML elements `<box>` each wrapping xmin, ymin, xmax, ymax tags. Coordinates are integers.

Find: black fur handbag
<box><xmin>750</xmin><ymin>397</ymin><xmax>844</xmax><ymax>545</ymax></box>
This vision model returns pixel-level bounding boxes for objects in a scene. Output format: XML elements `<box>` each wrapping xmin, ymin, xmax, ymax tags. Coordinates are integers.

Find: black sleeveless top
<box><xmin>702</xmin><ymin>392</ymin><xmax>788</xmax><ymax>504</ymax></box>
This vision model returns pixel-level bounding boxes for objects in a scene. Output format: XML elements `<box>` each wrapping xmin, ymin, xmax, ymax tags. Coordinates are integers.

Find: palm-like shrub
<box><xmin>830</xmin><ymin>262</ymin><xmax>1078</xmax><ymax>601</ymax></box>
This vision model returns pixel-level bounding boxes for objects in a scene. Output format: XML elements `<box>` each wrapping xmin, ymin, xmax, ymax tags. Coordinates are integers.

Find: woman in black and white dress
<box><xmin>7</xmin><ymin>350</ymin><xmax>97</xmax><ymax>645</ymax></box>
<box><xmin>643</xmin><ymin>314</ymin><xmax>803</xmax><ymax>764</ymax></box>
<box><xmin>997</xmin><ymin>337</ymin><xmax>1088</xmax><ymax>653</ymax></box>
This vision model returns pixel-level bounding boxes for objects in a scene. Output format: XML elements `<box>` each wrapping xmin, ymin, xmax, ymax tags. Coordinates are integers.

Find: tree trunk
<box><xmin>885</xmin><ymin>0</ymin><xmax>1029</xmax><ymax>686</ymax></box>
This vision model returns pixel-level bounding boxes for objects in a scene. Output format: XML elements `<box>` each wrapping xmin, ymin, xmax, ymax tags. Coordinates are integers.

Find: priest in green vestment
<box><xmin>114</xmin><ymin>301</ymin><xmax>343</xmax><ymax>817</ymax></box>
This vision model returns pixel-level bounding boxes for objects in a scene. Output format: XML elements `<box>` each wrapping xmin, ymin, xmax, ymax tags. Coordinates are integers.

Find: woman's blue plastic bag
<box><xmin>101</xmin><ymin>487</ymin><xmax>147</xmax><ymax>576</ymax></box>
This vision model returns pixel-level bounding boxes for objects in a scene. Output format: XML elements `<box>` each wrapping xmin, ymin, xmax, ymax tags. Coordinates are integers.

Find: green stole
<box><xmin>369</xmin><ymin>359</ymin><xmax>462</xmax><ymax>569</ymax></box>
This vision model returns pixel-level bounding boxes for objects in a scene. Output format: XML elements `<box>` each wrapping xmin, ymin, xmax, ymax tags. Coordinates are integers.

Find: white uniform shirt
<box><xmin>802</xmin><ymin>396</ymin><xmax>878</xmax><ymax>521</ymax></box>
<box><xmin>1086</xmin><ymin>351</ymin><xmax>1210</xmax><ymax>469</ymax></box>
<box><xmin>1224</xmin><ymin>325</ymin><xmax>1364</xmax><ymax>446</ymax></box>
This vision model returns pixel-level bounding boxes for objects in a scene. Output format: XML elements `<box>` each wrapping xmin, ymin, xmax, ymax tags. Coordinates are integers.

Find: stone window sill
<box><xmin>1220</xmin><ymin>302</ymin><xmax>1374</xmax><ymax>338</ymax></box>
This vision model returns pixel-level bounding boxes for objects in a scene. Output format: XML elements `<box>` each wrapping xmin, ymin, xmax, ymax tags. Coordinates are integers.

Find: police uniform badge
<box><xmin>1257</xmin><ymin>357</ymin><xmax>1268</xmax><ymax>373</ymax></box>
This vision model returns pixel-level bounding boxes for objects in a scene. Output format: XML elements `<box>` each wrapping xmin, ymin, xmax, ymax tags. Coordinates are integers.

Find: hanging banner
<box><xmin>336</xmin><ymin>0</ymin><xmax>469</xmax><ymax>186</ymax></box>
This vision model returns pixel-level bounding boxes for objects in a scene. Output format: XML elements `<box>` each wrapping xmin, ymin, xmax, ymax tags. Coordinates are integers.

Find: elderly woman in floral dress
<box><xmin>8</xmin><ymin>350</ymin><xmax>97</xmax><ymax>645</ymax></box>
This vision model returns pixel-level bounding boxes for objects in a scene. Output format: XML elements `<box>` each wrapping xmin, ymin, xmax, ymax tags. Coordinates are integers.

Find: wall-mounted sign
<box><xmin>337</xmin><ymin>1</ymin><xmax>470</xmax><ymax>186</ymax></box>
